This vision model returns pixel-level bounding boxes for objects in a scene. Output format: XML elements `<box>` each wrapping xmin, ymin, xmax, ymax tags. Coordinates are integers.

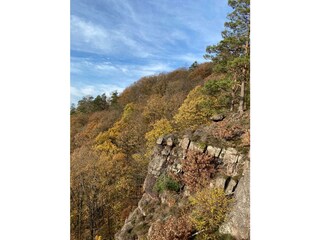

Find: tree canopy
<box><xmin>205</xmin><ymin>0</ymin><xmax>250</xmax><ymax>113</ymax></box>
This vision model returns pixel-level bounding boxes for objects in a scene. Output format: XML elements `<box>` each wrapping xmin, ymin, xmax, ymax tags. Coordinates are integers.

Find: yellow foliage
<box><xmin>189</xmin><ymin>188</ymin><xmax>233</xmax><ymax>239</ymax></box>
<box><xmin>94</xmin><ymin>103</ymin><xmax>135</xmax><ymax>153</ymax></box>
<box><xmin>145</xmin><ymin>118</ymin><xmax>173</xmax><ymax>155</ymax></box>
<box><xmin>142</xmin><ymin>94</ymin><xmax>167</xmax><ymax>124</ymax></box>
<box><xmin>132</xmin><ymin>153</ymin><xmax>149</xmax><ymax>169</ymax></box>
<box><xmin>94</xmin><ymin>133</ymin><xmax>120</xmax><ymax>154</ymax></box>
<box><xmin>173</xmin><ymin>86</ymin><xmax>216</xmax><ymax>130</ymax></box>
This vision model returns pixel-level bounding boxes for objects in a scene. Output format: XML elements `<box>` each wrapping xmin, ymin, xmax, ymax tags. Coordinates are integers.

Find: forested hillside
<box><xmin>71</xmin><ymin>63</ymin><xmax>214</xmax><ymax>238</ymax></box>
<box><xmin>71</xmin><ymin>1</ymin><xmax>249</xmax><ymax>239</ymax></box>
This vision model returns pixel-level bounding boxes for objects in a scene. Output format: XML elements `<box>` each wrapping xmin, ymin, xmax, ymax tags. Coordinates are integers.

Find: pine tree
<box><xmin>205</xmin><ymin>0</ymin><xmax>250</xmax><ymax>114</ymax></box>
<box><xmin>189</xmin><ymin>61</ymin><xmax>199</xmax><ymax>71</ymax></box>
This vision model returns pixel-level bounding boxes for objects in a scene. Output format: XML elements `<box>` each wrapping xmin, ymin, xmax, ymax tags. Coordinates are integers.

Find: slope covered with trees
<box><xmin>70</xmin><ymin>1</ymin><xmax>250</xmax><ymax>239</ymax></box>
<box><xmin>71</xmin><ymin>63</ymin><xmax>215</xmax><ymax>240</ymax></box>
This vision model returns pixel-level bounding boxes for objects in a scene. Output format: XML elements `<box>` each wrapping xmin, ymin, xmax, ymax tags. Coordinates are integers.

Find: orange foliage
<box><xmin>148</xmin><ymin>215</ymin><xmax>193</xmax><ymax>240</ymax></box>
<box><xmin>182</xmin><ymin>151</ymin><xmax>216</xmax><ymax>191</ymax></box>
<box><xmin>212</xmin><ymin>118</ymin><xmax>245</xmax><ymax>141</ymax></box>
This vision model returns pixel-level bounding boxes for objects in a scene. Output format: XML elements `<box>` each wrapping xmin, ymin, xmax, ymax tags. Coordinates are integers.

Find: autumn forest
<box><xmin>71</xmin><ymin>1</ymin><xmax>250</xmax><ymax>239</ymax></box>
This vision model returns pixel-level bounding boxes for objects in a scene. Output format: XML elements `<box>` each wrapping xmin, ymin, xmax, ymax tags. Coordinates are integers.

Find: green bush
<box><xmin>154</xmin><ymin>174</ymin><xmax>180</xmax><ymax>193</ymax></box>
<box><xmin>203</xmin><ymin>78</ymin><xmax>232</xmax><ymax>96</ymax></box>
<box><xmin>203</xmin><ymin>78</ymin><xmax>233</xmax><ymax>113</ymax></box>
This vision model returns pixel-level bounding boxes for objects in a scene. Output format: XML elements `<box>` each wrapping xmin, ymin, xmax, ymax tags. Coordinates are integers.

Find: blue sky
<box><xmin>71</xmin><ymin>0</ymin><xmax>230</xmax><ymax>104</ymax></box>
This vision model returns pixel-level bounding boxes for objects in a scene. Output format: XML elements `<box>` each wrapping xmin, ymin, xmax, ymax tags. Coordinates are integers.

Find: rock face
<box><xmin>116</xmin><ymin>132</ymin><xmax>250</xmax><ymax>240</ymax></box>
<box><xmin>220</xmin><ymin>162</ymin><xmax>250</xmax><ymax>239</ymax></box>
<box><xmin>188</xmin><ymin>141</ymin><xmax>206</xmax><ymax>153</ymax></box>
<box><xmin>210</xmin><ymin>176</ymin><xmax>226</xmax><ymax>189</ymax></box>
<box><xmin>115</xmin><ymin>193</ymin><xmax>159</xmax><ymax>240</ymax></box>
<box><xmin>206</xmin><ymin>146</ymin><xmax>222</xmax><ymax>157</ymax></box>
<box><xmin>225</xmin><ymin>178</ymin><xmax>238</xmax><ymax>195</ymax></box>
<box><xmin>223</xmin><ymin>148</ymin><xmax>243</xmax><ymax>176</ymax></box>
<box><xmin>180</xmin><ymin>136</ymin><xmax>190</xmax><ymax>150</ymax></box>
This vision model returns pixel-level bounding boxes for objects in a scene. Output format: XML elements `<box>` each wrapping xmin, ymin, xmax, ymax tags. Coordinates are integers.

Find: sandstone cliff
<box><xmin>116</xmin><ymin>113</ymin><xmax>250</xmax><ymax>240</ymax></box>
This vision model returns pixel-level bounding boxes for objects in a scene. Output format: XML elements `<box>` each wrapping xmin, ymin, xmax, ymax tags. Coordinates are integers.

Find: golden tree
<box><xmin>173</xmin><ymin>86</ymin><xmax>216</xmax><ymax>130</ymax></box>
<box><xmin>94</xmin><ymin>103</ymin><xmax>135</xmax><ymax>154</ymax></box>
<box><xmin>189</xmin><ymin>188</ymin><xmax>233</xmax><ymax>239</ymax></box>
<box><xmin>145</xmin><ymin>118</ymin><xmax>173</xmax><ymax>156</ymax></box>
<box><xmin>142</xmin><ymin>94</ymin><xmax>167</xmax><ymax>124</ymax></box>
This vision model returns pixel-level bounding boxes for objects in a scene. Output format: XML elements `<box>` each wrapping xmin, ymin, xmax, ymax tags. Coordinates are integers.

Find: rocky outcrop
<box><xmin>116</xmin><ymin>131</ymin><xmax>250</xmax><ymax>240</ymax></box>
<box><xmin>225</xmin><ymin>178</ymin><xmax>238</xmax><ymax>195</ymax></box>
<box><xmin>220</xmin><ymin>161</ymin><xmax>250</xmax><ymax>239</ymax></box>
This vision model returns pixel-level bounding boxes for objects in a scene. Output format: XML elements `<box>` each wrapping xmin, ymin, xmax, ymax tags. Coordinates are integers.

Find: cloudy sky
<box><xmin>71</xmin><ymin>0</ymin><xmax>230</xmax><ymax>104</ymax></box>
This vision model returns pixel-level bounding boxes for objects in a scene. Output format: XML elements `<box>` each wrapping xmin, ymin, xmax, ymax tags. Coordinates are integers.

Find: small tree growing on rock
<box><xmin>153</xmin><ymin>173</ymin><xmax>180</xmax><ymax>193</ymax></box>
<box><xmin>182</xmin><ymin>151</ymin><xmax>216</xmax><ymax>191</ymax></box>
<box><xmin>189</xmin><ymin>188</ymin><xmax>234</xmax><ymax>240</ymax></box>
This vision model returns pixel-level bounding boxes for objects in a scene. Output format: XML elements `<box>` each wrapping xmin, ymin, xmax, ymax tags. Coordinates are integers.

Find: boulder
<box><xmin>210</xmin><ymin>114</ymin><xmax>225</xmax><ymax>122</ymax></box>
<box><xmin>189</xmin><ymin>141</ymin><xmax>206</xmax><ymax>153</ymax></box>
<box><xmin>156</xmin><ymin>136</ymin><xmax>164</xmax><ymax>145</ymax></box>
<box><xmin>206</xmin><ymin>146</ymin><xmax>222</xmax><ymax>157</ymax></box>
<box><xmin>166</xmin><ymin>137</ymin><xmax>174</xmax><ymax>146</ymax></box>
<box><xmin>209</xmin><ymin>176</ymin><xmax>226</xmax><ymax>189</ymax></box>
<box><xmin>180</xmin><ymin>137</ymin><xmax>190</xmax><ymax>150</ymax></box>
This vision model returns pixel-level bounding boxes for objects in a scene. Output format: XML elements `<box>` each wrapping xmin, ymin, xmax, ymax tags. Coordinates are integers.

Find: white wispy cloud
<box><xmin>71</xmin><ymin>14</ymin><xmax>152</xmax><ymax>57</ymax></box>
<box><xmin>71</xmin><ymin>57</ymin><xmax>118</xmax><ymax>75</ymax></box>
<box><xmin>70</xmin><ymin>0</ymin><xmax>230</xmax><ymax>103</ymax></box>
<box><xmin>71</xmin><ymin>15</ymin><xmax>111</xmax><ymax>53</ymax></box>
<box><xmin>71</xmin><ymin>57</ymin><xmax>173</xmax><ymax>79</ymax></box>
<box><xmin>71</xmin><ymin>0</ymin><xmax>227</xmax><ymax>58</ymax></box>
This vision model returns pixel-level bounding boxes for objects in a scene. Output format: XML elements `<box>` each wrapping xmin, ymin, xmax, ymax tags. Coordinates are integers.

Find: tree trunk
<box><xmin>230</xmin><ymin>74</ymin><xmax>237</xmax><ymax>112</ymax></box>
<box><xmin>239</xmin><ymin>37</ymin><xmax>249</xmax><ymax>115</ymax></box>
<box><xmin>238</xmin><ymin>80</ymin><xmax>245</xmax><ymax>115</ymax></box>
<box><xmin>230</xmin><ymin>88</ymin><xmax>235</xmax><ymax>112</ymax></box>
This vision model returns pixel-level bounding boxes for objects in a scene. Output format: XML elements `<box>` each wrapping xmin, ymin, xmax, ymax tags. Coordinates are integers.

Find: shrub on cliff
<box><xmin>148</xmin><ymin>215</ymin><xmax>193</xmax><ymax>240</ymax></box>
<box><xmin>189</xmin><ymin>188</ymin><xmax>233</xmax><ymax>239</ymax></box>
<box><xmin>182</xmin><ymin>151</ymin><xmax>216</xmax><ymax>191</ymax></box>
<box><xmin>153</xmin><ymin>174</ymin><xmax>180</xmax><ymax>193</ymax></box>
